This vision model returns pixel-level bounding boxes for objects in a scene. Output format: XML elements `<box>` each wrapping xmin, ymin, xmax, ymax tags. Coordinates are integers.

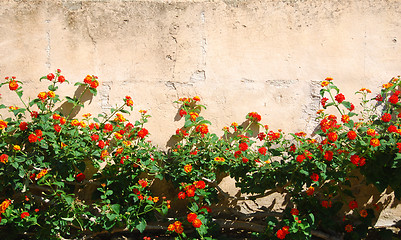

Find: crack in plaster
<box><xmin>45</xmin><ymin>19</ymin><xmax>51</xmax><ymax>70</ymax></box>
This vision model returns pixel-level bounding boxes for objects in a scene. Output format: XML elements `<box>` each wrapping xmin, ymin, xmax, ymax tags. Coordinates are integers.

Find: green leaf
<box><xmin>0</xmin><ymin>104</ymin><xmax>6</xmax><ymax>109</ymax></box>
<box><xmin>342</xmin><ymin>101</ymin><xmax>351</xmax><ymax>109</ymax></box>
<box><xmin>111</xmin><ymin>204</ymin><xmax>120</xmax><ymax>214</ymax></box>
<box><xmin>89</xmin><ymin>87</ymin><xmax>97</xmax><ymax>96</ymax></box>
<box><xmin>136</xmin><ymin>220</ymin><xmax>147</xmax><ymax>233</ymax></box>
<box><xmin>184</xmin><ymin>120</ymin><xmax>193</xmax><ymax>128</ymax></box>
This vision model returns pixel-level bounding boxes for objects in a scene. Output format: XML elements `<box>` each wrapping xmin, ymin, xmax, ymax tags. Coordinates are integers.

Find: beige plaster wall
<box><xmin>1</xmin><ymin>0</ymin><xmax>401</xmax><ymax>227</ymax></box>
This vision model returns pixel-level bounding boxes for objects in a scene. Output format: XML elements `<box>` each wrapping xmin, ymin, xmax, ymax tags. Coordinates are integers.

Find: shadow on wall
<box><xmin>56</xmin><ymin>85</ymin><xmax>94</xmax><ymax>119</ymax></box>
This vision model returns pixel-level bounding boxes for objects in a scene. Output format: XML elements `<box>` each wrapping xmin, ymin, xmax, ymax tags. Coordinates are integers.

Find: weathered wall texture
<box><xmin>1</xmin><ymin>0</ymin><xmax>401</xmax><ymax>227</ymax></box>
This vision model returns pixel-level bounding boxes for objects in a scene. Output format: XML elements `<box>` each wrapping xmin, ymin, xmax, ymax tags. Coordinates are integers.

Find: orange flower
<box><xmin>367</xmin><ymin>129</ymin><xmax>376</xmax><ymax>136</ymax></box>
<box><xmin>100</xmin><ymin>150</ymin><xmax>109</xmax><ymax>160</ymax></box>
<box><xmin>114</xmin><ymin>132</ymin><xmax>123</xmax><ymax>140</ymax></box>
<box><xmin>370</xmin><ymin>138</ymin><xmax>380</xmax><ymax>147</ymax></box>
<box><xmin>193</xmin><ymin>96</ymin><xmax>200</xmax><ymax>101</ymax></box>
<box><xmin>345</xmin><ymin>224</ymin><xmax>353</xmax><ymax>232</ymax></box>
<box><xmin>187</xmin><ymin>212</ymin><xmax>197</xmax><ymax>223</ymax></box>
<box><xmin>360</xmin><ymin>209</ymin><xmax>368</xmax><ymax>218</ymax></box>
<box><xmin>0</xmin><ymin>199</ymin><xmax>11</xmax><ymax>214</ymax></box>
<box><xmin>325</xmin><ymin>77</ymin><xmax>333</xmax><ymax>81</ymax></box>
<box><xmin>0</xmin><ymin>120</ymin><xmax>7</xmax><ymax>130</ymax></box>
<box><xmin>214</xmin><ymin>157</ymin><xmax>225</xmax><ymax>162</ymax></box>
<box><xmin>167</xmin><ymin>224</ymin><xmax>175</xmax><ymax>232</ymax></box>
<box><xmin>0</xmin><ymin>154</ymin><xmax>9</xmax><ymax>164</ymax></box>
<box><xmin>184</xmin><ymin>164</ymin><xmax>192</xmax><ymax>173</ymax></box>
<box><xmin>114</xmin><ymin>113</ymin><xmax>126</xmax><ymax>122</ymax></box>
<box><xmin>192</xmin><ymin>218</ymin><xmax>202</xmax><ymax>228</ymax></box>
<box><xmin>190</xmin><ymin>112</ymin><xmax>199</xmax><ymax>121</ymax></box>
<box><xmin>195</xmin><ymin>124</ymin><xmax>209</xmax><ymax>135</ymax></box>
<box><xmin>13</xmin><ymin>145</ymin><xmax>21</xmax><ymax>151</ymax></box>
<box><xmin>153</xmin><ymin>197</ymin><xmax>159</xmax><ymax>203</ymax></box>
<box><xmin>37</xmin><ymin>92</ymin><xmax>47</xmax><ymax>100</ymax></box>
<box><xmin>80</xmin><ymin>121</ymin><xmax>86</xmax><ymax>128</ymax></box>
<box><xmin>82</xmin><ymin>113</ymin><xmax>92</xmax><ymax>118</ymax></box>
<box><xmin>175</xmin><ymin>225</ymin><xmax>184</xmax><ymax>234</ymax></box>
<box><xmin>359</xmin><ymin>88</ymin><xmax>372</xmax><ymax>93</ymax></box>
<box><xmin>9</xmin><ymin>80</ymin><xmax>18</xmax><ymax>91</ymax></box>
<box><xmin>306</xmin><ymin>186</ymin><xmax>314</xmax><ymax>196</ymax></box>
<box><xmin>71</xmin><ymin>119</ymin><xmax>80</xmax><ymax>126</ymax></box>
<box><xmin>36</xmin><ymin>169</ymin><xmax>48</xmax><ymax>180</ymax></box>
<box><xmin>382</xmin><ymin>83</ymin><xmax>393</xmax><ymax>89</ymax></box>
<box><xmin>125</xmin><ymin>96</ymin><xmax>133</xmax><ymax>106</ymax></box>
<box><xmin>60</xmin><ymin>142</ymin><xmax>67</xmax><ymax>149</ymax></box>
<box><xmin>341</xmin><ymin>115</ymin><xmax>350</xmax><ymax>123</ymax></box>
<box><xmin>321</xmin><ymin>81</ymin><xmax>329</xmax><ymax>87</ymax></box>
<box><xmin>47</xmin><ymin>91</ymin><xmax>55</xmax><ymax>98</ymax></box>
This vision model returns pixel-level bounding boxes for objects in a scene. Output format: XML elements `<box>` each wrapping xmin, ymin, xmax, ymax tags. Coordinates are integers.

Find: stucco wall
<box><xmin>1</xmin><ymin>0</ymin><xmax>401</xmax><ymax>227</ymax></box>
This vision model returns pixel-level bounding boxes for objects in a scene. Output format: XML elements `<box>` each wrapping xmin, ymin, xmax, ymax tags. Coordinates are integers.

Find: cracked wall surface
<box><xmin>1</xmin><ymin>0</ymin><xmax>401</xmax><ymax>226</ymax></box>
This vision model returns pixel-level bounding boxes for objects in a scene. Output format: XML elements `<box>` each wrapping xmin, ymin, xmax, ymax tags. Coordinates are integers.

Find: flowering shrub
<box><xmin>0</xmin><ymin>71</ymin><xmax>169</xmax><ymax>239</ymax></box>
<box><xmin>0</xmin><ymin>72</ymin><xmax>400</xmax><ymax>239</ymax></box>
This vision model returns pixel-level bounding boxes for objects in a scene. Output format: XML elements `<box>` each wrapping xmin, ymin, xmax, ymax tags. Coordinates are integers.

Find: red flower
<box><xmin>257</xmin><ymin>132</ymin><xmax>266</xmax><ymax>141</ymax></box>
<box><xmin>75</xmin><ymin>173</ymin><xmax>85</xmax><ymax>182</ymax></box>
<box><xmin>321</xmin><ymin>97</ymin><xmax>329</xmax><ymax>108</ymax></box>
<box><xmin>239</xmin><ymin>142</ymin><xmax>248</xmax><ymax>151</ymax></box>
<box><xmin>389</xmin><ymin>94</ymin><xmax>399</xmax><ymax>104</ymax></box>
<box><xmin>31</xmin><ymin>111</ymin><xmax>39</xmax><ymax>118</ymax></box>
<box><xmin>247</xmin><ymin>112</ymin><xmax>261</xmax><ymax>122</ymax></box>
<box><xmin>381</xmin><ymin>113</ymin><xmax>392</xmax><ymax>122</ymax></box>
<box><xmin>349</xmin><ymin>200</ymin><xmax>358</xmax><ymax>210</ymax></box>
<box><xmin>321</xmin><ymin>200</ymin><xmax>332</xmax><ymax>208</ymax></box>
<box><xmin>138</xmin><ymin>179</ymin><xmax>148</xmax><ymax>188</ymax></box>
<box><xmin>178</xmin><ymin>191</ymin><xmax>186</xmax><ymax>199</ymax></box>
<box><xmin>327</xmin><ymin>131</ymin><xmax>338</xmax><ymax>142</ymax></box>
<box><xmin>91</xmin><ymin>134</ymin><xmax>99</xmax><ymax>141</ymax></box>
<box><xmin>348</xmin><ymin>103</ymin><xmax>355</xmax><ymax>111</ymax></box>
<box><xmin>388</xmin><ymin>125</ymin><xmax>398</xmax><ymax>133</ymax></box>
<box><xmin>276</xmin><ymin>229</ymin><xmax>287</xmax><ymax>239</ymax></box>
<box><xmin>28</xmin><ymin>134</ymin><xmax>38</xmax><ymax>143</ymax></box>
<box><xmin>187</xmin><ymin>213</ymin><xmax>197</xmax><ymax>223</ymax></box>
<box><xmin>47</xmin><ymin>73</ymin><xmax>55</xmax><ymax>81</ymax></box>
<box><xmin>375</xmin><ymin>94</ymin><xmax>383</xmax><ymax>102</ymax></box>
<box><xmin>103</xmin><ymin>123</ymin><xmax>113</xmax><ymax>132</ymax></box>
<box><xmin>54</xmin><ymin>124</ymin><xmax>61</xmax><ymax>133</ymax></box>
<box><xmin>289</xmin><ymin>144</ymin><xmax>296</xmax><ymax>152</ymax></box>
<box><xmin>195</xmin><ymin>180</ymin><xmax>206</xmax><ymax>189</ymax></box>
<box><xmin>192</xmin><ymin>218</ymin><xmax>202</xmax><ymax>228</ymax></box>
<box><xmin>9</xmin><ymin>80</ymin><xmax>18</xmax><ymax>91</ymax></box>
<box><xmin>310</xmin><ymin>173</ymin><xmax>319</xmax><ymax>182</ymax></box>
<box><xmin>347</xmin><ymin>130</ymin><xmax>357</xmax><ymax>140</ymax></box>
<box><xmin>242</xmin><ymin>157</ymin><xmax>249</xmax><ymax>163</ymax></box>
<box><xmin>137</xmin><ymin>128</ymin><xmax>149</xmax><ymax>138</ymax></box>
<box><xmin>21</xmin><ymin>212</ymin><xmax>30</xmax><ymax>219</ymax></box>
<box><xmin>345</xmin><ymin>224</ymin><xmax>353</xmax><ymax>232</ymax></box>
<box><xmin>324</xmin><ymin>150</ymin><xmax>333</xmax><ymax>161</ymax></box>
<box><xmin>98</xmin><ymin>140</ymin><xmax>105</xmax><ymax>149</ymax></box>
<box><xmin>258</xmin><ymin>147</ymin><xmax>267</xmax><ymax>155</ymax></box>
<box><xmin>335</xmin><ymin>93</ymin><xmax>345</xmax><ymax>103</ymax></box>
<box><xmin>19</xmin><ymin>122</ymin><xmax>28</xmax><ymax>131</ymax></box>
<box><xmin>186</xmin><ymin>187</ymin><xmax>195</xmax><ymax>197</ymax></box>
<box><xmin>290</xmin><ymin>208</ymin><xmax>299</xmax><ymax>215</ymax></box>
<box><xmin>179</xmin><ymin>109</ymin><xmax>187</xmax><ymax>117</ymax></box>
<box><xmin>296</xmin><ymin>155</ymin><xmax>305</xmax><ymax>163</ymax></box>
<box><xmin>234</xmin><ymin>150</ymin><xmax>241</xmax><ymax>158</ymax></box>
<box><xmin>58</xmin><ymin>75</ymin><xmax>65</xmax><ymax>83</ymax></box>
